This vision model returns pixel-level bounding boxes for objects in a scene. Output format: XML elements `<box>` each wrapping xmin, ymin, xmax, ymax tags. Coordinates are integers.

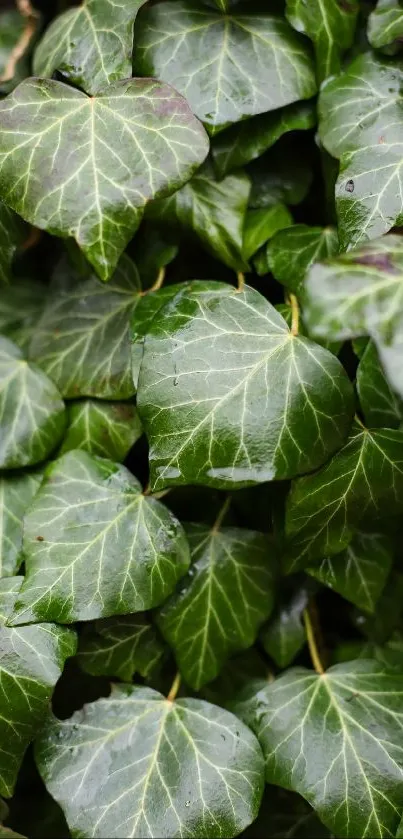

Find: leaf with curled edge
<box><xmin>8</xmin><ymin>450</ymin><xmax>190</xmax><ymax>626</ymax></box>
<box><xmin>0</xmin><ymin>77</ymin><xmax>208</xmax><ymax>282</ymax></box>
<box><xmin>35</xmin><ymin>683</ymin><xmax>265</xmax><ymax>839</ymax></box>
<box><xmin>233</xmin><ymin>661</ymin><xmax>403</xmax><ymax>839</ymax></box>
<box><xmin>136</xmin><ymin>281</ymin><xmax>354</xmax><ymax>491</ymax></box>
<box><xmin>0</xmin><ymin>577</ymin><xmax>76</xmax><ymax>798</ymax></box>
<box><xmin>134</xmin><ymin>1</ymin><xmax>317</xmax><ymax>136</ymax></box>
<box><xmin>284</xmin><ymin>422</ymin><xmax>403</xmax><ymax>572</ymax></box>
<box><xmin>34</xmin><ymin>0</ymin><xmax>148</xmax><ymax>96</ymax></box>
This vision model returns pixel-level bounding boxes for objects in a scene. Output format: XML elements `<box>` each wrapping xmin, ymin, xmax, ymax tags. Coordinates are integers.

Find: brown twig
<box><xmin>0</xmin><ymin>0</ymin><xmax>39</xmax><ymax>84</ymax></box>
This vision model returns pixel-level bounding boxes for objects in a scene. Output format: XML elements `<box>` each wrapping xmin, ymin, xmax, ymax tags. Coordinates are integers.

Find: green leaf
<box><xmin>284</xmin><ymin>422</ymin><xmax>403</xmax><ymax>571</ymax></box>
<box><xmin>260</xmin><ymin>583</ymin><xmax>312</xmax><ymax>668</ymax></box>
<box><xmin>0</xmin><ymin>336</ymin><xmax>66</xmax><ymax>470</ymax></box>
<box><xmin>136</xmin><ymin>282</ymin><xmax>354</xmax><ymax>490</ymax></box>
<box><xmin>9</xmin><ymin>450</ymin><xmax>190</xmax><ymax>625</ymax></box>
<box><xmin>29</xmin><ymin>255</ymin><xmax>142</xmax><ymax>400</ymax></box>
<box><xmin>0</xmin><ymin>202</ymin><xmax>25</xmax><ymax>285</ymax></box>
<box><xmin>357</xmin><ymin>341</ymin><xmax>403</xmax><ymax>429</ymax></box>
<box><xmin>243</xmin><ymin>786</ymin><xmax>331</xmax><ymax>839</ymax></box>
<box><xmin>156</xmin><ymin>522</ymin><xmax>277</xmax><ymax>690</ymax></box>
<box><xmin>0</xmin><ymin>471</ymin><xmax>42</xmax><ymax>578</ymax></box>
<box><xmin>304</xmin><ymin>234</ymin><xmax>403</xmax><ymax>398</ymax></box>
<box><xmin>35</xmin><ymin>684</ymin><xmax>265</xmax><ymax>838</ymax></box>
<box><xmin>354</xmin><ymin>570</ymin><xmax>403</xmax><ymax>645</ymax></box>
<box><xmin>248</xmin><ymin>139</ymin><xmax>313</xmax><ymax>209</ymax></box>
<box><xmin>77</xmin><ymin>614</ymin><xmax>165</xmax><ymax>681</ymax></box>
<box><xmin>33</xmin><ymin>0</ymin><xmax>148</xmax><ymax>96</ymax></box>
<box><xmin>318</xmin><ymin>53</ymin><xmax>403</xmax><ymax>249</ymax></box>
<box><xmin>147</xmin><ymin>163</ymin><xmax>251</xmax><ymax>272</ymax></box>
<box><xmin>134</xmin><ymin>1</ymin><xmax>317</xmax><ymax>136</ymax></box>
<box><xmin>235</xmin><ymin>661</ymin><xmax>403</xmax><ymax>839</ymax></box>
<box><xmin>368</xmin><ymin>0</ymin><xmax>403</xmax><ymax>54</ymax></box>
<box><xmin>243</xmin><ymin>205</ymin><xmax>293</xmax><ymax>263</ymax></box>
<box><xmin>0</xmin><ymin>78</ymin><xmax>208</xmax><ymax>281</ymax></box>
<box><xmin>307</xmin><ymin>530</ymin><xmax>393</xmax><ymax>613</ymax></box>
<box><xmin>0</xmin><ymin>279</ymin><xmax>46</xmax><ymax>352</ymax></box>
<box><xmin>268</xmin><ymin>225</ymin><xmax>339</xmax><ymax>295</ymax></box>
<box><xmin>131</xmin><ymin>224</ymin><xmax>179</xmax><ymax>289</ymax></box>
<box><xmin>0</xmin><ymin>576</ymin><xmax>76</xmax><ymax>798</ymax></box>
<box><xmin>286</xmin><ymin>0</ymin><xmax>359</xmax><ymax>82</ymax></box>
<box><xmin>211</xmin><ymin>100</ymin><xmax>316</xmax><ymax>179</ymax></box>
<box><xmin>59</xmin><ymin>400</ymin><xmax>142</xmax><ymax>461</ymax></box>
<box><xmin>0</xmin><ymin>9</ymin><xmax>35</xmax><ymax>95</ymax></box>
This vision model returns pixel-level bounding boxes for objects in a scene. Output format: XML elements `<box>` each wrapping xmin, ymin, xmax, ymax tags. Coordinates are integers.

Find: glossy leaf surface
<box><xmin>286</xmin><ymin>0</ymin><xmax>359</xmax><ymax>81</ymax></box>
<box><xmin>0</xmin><ymin>471</ymin><xmax>42</xmax><ymax>578</ymax></box>
<box><xmin>269</xmin><ymin>225</ymin><xmax>339</xmax><ymax>295</ymax></box>
<box><xmin>357</xmin><ymin>341</ymin><xmax>403</xmax><ymax>429</ymax></box>
<box><xmin>368</xmin><ymin>0</ymin><xmax>403</xmax><ymax>53</ymax></box>
<box><xmin>78</xmin><ymin>615</ymin><xmax>165</xmax><ymax>681</ymax></box>
<box><xmin>243</xmin><ymin>205</ymin><xmax>293</xmax><ymax>263</ymax></box>
<box><xmin>59</xmin><ymin>400</ymin><xmax>142</xmax><ymax>461</ymax></box>
<box><xmin>260</xmin><ymin>584</ymin><xmax>311</xmax><ymax>669</ymax></box>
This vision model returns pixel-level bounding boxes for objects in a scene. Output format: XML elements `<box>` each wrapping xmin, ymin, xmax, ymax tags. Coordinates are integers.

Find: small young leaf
<box><xmin>9</xmin><ymin>451</ymin><xmax>190</xmax><ymax>625</ymax></box>
<box><xmin>357</xmin><ymin>341</ymin><xmax>403</xmax><ymax>429</ymax></box>
<box><xmin>0</xmin><ymin>202</ymin><xmax>25</xmax><ymax>285</ymax></box>
<box><xmin>0</xmin><ymin>78</ymin><xmax>208</xmax><ymax>281</ymax></box>
<box><xmin>307</xmin><ymin>530</ymin><xmax>393</xmax><ymax>613</ymax></box>
<box><xmin>268</xmin><ymin>225</ymin><xmax>339</xmax><ymax>295</ymax></box>
<box><xmin>368</xmin><ymin>0</ymin><xmax>403</xmax><ymax>54</ymax></box>
<box><xmin>59</xmin><ymin>400</ymin><xmax>142</xmax><ymax>461</ymax></box>
<box><xmin>78</xmin><ymin>615</ymin><xmax>164</xmax><ymax>681</ymax></box>
<box><xmin>260</xmin><ymin>583</ymin><xmax>312</xmax><ymax>668</ymax></box>
<box><xmin>286</xmin><ymin>0</ymin><xmax>359</xmax><ymax>82</ymax></box>
<box><xmin>284</xmin><ymin>423</ymin><xmax>403</xmax><ymax>570</ymax></box>
<box><xmin>243</xmin><ymin>205</ymin><xmax>293</xmax><ymax>262</ymax></box>
<box><xmin>0</xmin><ymin>577</ymin><xmax>76</xmax><ymax>798</ymax></box>
<box><xmin>304</xmin><ymin>234</ymin><xmax>403</xmax><ymax>397</ymax></box>
<box><xmin>34</xmin><ymin>0</ymin><xmax>148</xmax><ymax>96</ymax></box>
<box><xmin>134</xmin><ymin>2</ymin><xmax>317</xmax><ymax>135</ymax></box>
<box><xmin>157</xmin><ymin>523</ymin><xmax>277</xmax><ymax>690</ymax></box>
<box><xmin>35</xmin><ymin>684</ymin><xmax>265</xmax><ymax>838</ymax></box>
<box><xmin>0</xmin><ymin>471</ymin><xmax>42</xmax><ymax>578</ymax></box>
<box><xmin>137</xmin><ymin>282</ymin><xmax>354</xmax><ymax>490</ymax></box>
<box><xmin>235</xmin><ymin>661</ymin><xmax>403</xmax><ymax>839</ymax></box>
<box><xmin>0</xmin><ymin>336</ymin><xmax>66</xmax><ymax>470</ymax></box>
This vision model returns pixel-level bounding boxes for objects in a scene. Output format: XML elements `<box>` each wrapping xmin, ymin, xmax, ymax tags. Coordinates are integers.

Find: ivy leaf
<box><xmin>235</xmin><ymin>661</ymin><xmax>403</xmax><ymax>839</ymax></box>
<box><xmin>260</xmin><ymin>583</ymin><xmax>313</xmax><ymax>669</ymax></box>
<box><xmin>0</xmin><ymin>576</ymin><xmax>76</xmax><ymax>798</ymax></box>
<box><xmin>137</xmin><ymin>282</ymin><xmax>354</xmax><ymax>491</ymax></box>
<box><xmin>134</xmin><ymin>1</ymin><xmax>317</xmax><ymax>136</ymax></box>
<box><xmin>243</xmin><ymin>205</ymin><xmax>293</xmax><ymax>263</ymax></box>
<box><xmin>304</xmin><ymin>234</ymin><xmax>403</xmax><ymax>398</ymax></box>
<box><xmin>59</xmin><ymin>400</ymin><xmax>142</xmax><ymax>462</ymax></box>
<box><xmin>286</xmin><ymin>0</ymin><xmax>359</xmax><ymax>82</ymax></box>
<box><xmin>0</xmin><ymin>8</ymin><xmax>36</xmax><ymax>95</ymax></box>
<box><xmin>147</xmin><ymin>163</ymin><xmax>251</xmax><ymax>272</ymax></box>
<box><xmin>0</xmin><ymin>203</ymin><xmax>25</xmax><ymax>285</ymax></box>
<box><xmin>211</xmin><ymin>100</ymin><xmax>316</xmax><ymax>180</ymax></box>
<box><xmin>307</xmin><ymin>530</ymin><xmax>393</xmax><ymax>613</ymax></box>
<box><xmin>0</xmin><ymin>279</ymin><xmax>46</xmax><ymax>352</ymax></box>
<box><xmin>248</xmin><ymin>139</ymin><xmax>313</xmax><ymax>209</ymax></box>
<box><xmin>0</xmin><ymin>471</ymin><xmax>42</xmax><ymax>578</ymax></box>
<box><xmin>0</xmin><ymin>78</ymin><xmax>208</xmax><ymax>282</ymax></box>
<box><xmin>131</xmin><ymin>224</ymin><xmax>179</xmax><ymax>290</ymax></box>
<box><xmin>368</xmin><ymin>0</ymin><xmax>403</xmax><ymax>54</ymax></box>
<box><xmin>268</xmin><ymin>225</ymin><xmax>339</xmax><ymax>295</ymax></box>
<box><xmin>9</xmin><ymin>450</ymin><xmax>190</xmax><ymax>626</ymax></box>
<box><xmin>156</xmin><ymin>523</ymin><xmax>277</xmax><ymax>690</ymax></box>
<box><xmin>357</xmin><ymin>341</ymin><xmax>403</xmax><ymax>429</ymax></box>
<box><xmin>29</xmin><ymin>254</ymin><xmax>142</xmax><ymax>400</ymax></box>
<box><xmin>284</xmin><ymin>422</ymin><xmax>403</xmax><ymax>571</ymax></box>
<box><xmin>0</xmin><ymin>336</ymin><xmax>66</xmax><ymax>470</ymax></box>
<box><xmin>33</xmin><ymin>0</ymin><xmax>148</xmax><ymax>96</ymax></box>
<box><xmin>35</xmin><ymin>684</ymin><xmax>264</xmax><ymax>838</ymax></box>
<box><xmin>77</xmin><ymin>614</ymin><xmax>165</xmax><ymax>681</ymax></box>
<box><xmin>318</xmin><ymin>53</ymin><xmax>403</xmax><ymax>249</ymax></box>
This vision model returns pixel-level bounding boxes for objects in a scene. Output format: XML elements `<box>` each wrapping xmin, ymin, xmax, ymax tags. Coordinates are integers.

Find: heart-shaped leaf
<box><xmin>234</xmin><ymin>661</ymin><xmax>403</xmax><ymax>839</ymax></box>
<box><xmin>0</xmin><ymin>577</ymin><xmax>76</xmax><ymax>798</ymax></box>
<box><xmin>0</xmin><ymin>78</ymin><xmax>209</xmax><ymax>281</ymax></box>
<box><xmin>243</xmin><ymin>205</ymin><xmax>293</xmax><ymax>263</ymax></box>
<box><xmin>307</xmin><ymin>530</ymin><xmax>393</xmax><ymax>613</ymax></box>
<box><xmin>286</xmin><ymin>0</ymin><xmax>359</xmax><ymax>82</ymax></box>
<box><xmin>34</xmin><ymin>0</ymin><xmax>148</xmax><ymax>95</ymax></box>
<box><xmin>35</xmin><ymin>684</ymin><xmax>264</xmax><ymax>838</ymax></box>
<box><xmin>304</xmin><ymin>234</ymin><xmax>403</xmax><ymax>398</ymax></box>
<box><xmin>59</xmin><ymin>400</ymin><xmax>142</xmax><ymax>461</ymax></box>
<box><xmin>0</xmin><ymin>471</ymin><xmax>42</xmax><ymax>578</ymax></box>
<box><xmin>284</xmin><ymin>422</ymin><xmax>403</xmax><ymax>571</ymax></box>
<box><xmin>136</xmin><ymin>282</ymin><xmax>354</xmax><ymax>490</ymax></box>
<box><xmin>268</xmin><ymin>225</ymin><xmax>339</xmax><ymax>295</ymax></box>
<box><xmin>134</xmin><ymin>1</ymin><xmax>317</xmax><ymax>135</ymax></box>
<box><xmin>156</xmin><ymin>521</ymin><xmax>277</xmax><ymax>690</ymax></box>
<box><xmin>318</xmin><ymin>53</ymin><xmax>403</xmax><ymax>249</ymax></box>
<box><xmin>9</xmin><ymin>450</ymin><xmax>190</xmax><ymax>625</ymax></box>
<box><xmin>78</xmin><ymin>614</ymin><xmax>165</xmax><ymax>681</ymax></box>
<box><xmin>368</xmin><ymin>0</ymin><xmax>403</xmax><ymax>54</ymax></box>
<box><xmin>0</xmin><ymin>336</ymin><xmax>66</xmax><ymax>469</ymax></box>
<box><xmin>0</xmin><ymin>202</ymin><xmax>25</xmax><ymax>285</ymax></box>
<box><xmin>357</xmin><ymin>341</ymin><xmax>403</xmax><ymax>429</ymax></box>
<box><xmin>29</xmin><ymin>254</ymin><xmax>141</xmax><ymax>400</ymax></box>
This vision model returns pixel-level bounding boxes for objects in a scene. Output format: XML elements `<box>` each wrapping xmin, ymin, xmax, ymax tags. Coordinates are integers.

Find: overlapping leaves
<box><xmin>0</xmin><ymin>471</ymin><xmax>42</xmax><ymax>578</ymax></box>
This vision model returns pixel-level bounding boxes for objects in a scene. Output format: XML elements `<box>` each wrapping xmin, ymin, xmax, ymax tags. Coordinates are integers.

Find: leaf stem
<box><xmin>236</xmin><ymin>272</ymin><xmax>245</xmax><ymax>293</ymax></box>
<box><xmin>354</xmin><ymin>413</ymin><xmax>367</xmax><ymax>431</ymax></box>
<box><xmin>1</xmin><ymin>2</ymin><xmax>39</xmax><ymax>83</ymax></box>
<box><xmin>150</xmin><ymin>267</ymin><xmax>166</xmax><ymax>293</ymax></box>
<box><xmin>290</xmin><ymin>294</ymin><xmax>299</xmax><ymax>336</ymax></box>
<box><xmin>167</xmin><ymin>672</ymin><xmax>181</xmax><ymax>702</ymax></box>
<box><xmin>212</xmin><ymin>495</ymin><xmax>231</xmax><ymax>533</ymax></box>
<box><xmin>303</xmin><ymin>606</ymin><xmax>324</xmax><ymax>675</ymax></box>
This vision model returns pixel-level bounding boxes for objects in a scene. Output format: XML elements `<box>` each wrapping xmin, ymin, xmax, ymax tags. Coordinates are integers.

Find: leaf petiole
<box><xmin>303</xmin><ymin>606</ymin><xmax>324</xmax><ymax>675</ymax></box>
